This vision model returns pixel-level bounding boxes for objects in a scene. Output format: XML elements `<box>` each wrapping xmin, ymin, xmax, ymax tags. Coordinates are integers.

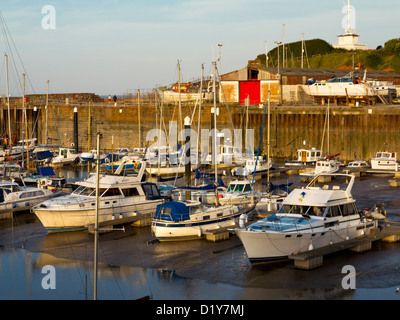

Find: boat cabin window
<box><xmin>327</xmin><ymin>203</ymin><xmax>357</xmax><ymax>217</ymax></box>
<box><xmin>280</xmin><ymin>205</ymin><xmax>326</xmax><ymax>216</ymax></box>
<box><xmin>19</xmin><ymin>190</ymin><xmax>45</xmax><ymax>199</ymax></box>
<box><xmin>72</xmin><ymin>186</ymin><xmax>97</xmax><ymax>196</ymax></box>
<box><xmin>158</xmin><ymin>206</ymin><xmax>172</xmax><ymax>220</ymax></box>
<box><xmin>102</xmin><ymin>188</ymin><xmax>122</xmax><ymax>197</ymax></box>
<box><xmin>327</xmin><ymin>206</ymin><xmax>341</xmax><ymax>217</ymax></box>
<box><xmin>227</xmin><ymin>183</ymin><xmax>251</xmax><ymax>193</ymax></box>
<box><xmin>121</xmin><ymin>188</ymin><xmax>140</xmax><ymax>197</ymax></box>
<box><xmin>2</xmin><ymin>184</ymin><xmax>23</xmax><ymax>194</ymax></box>
<box><xmin>142</xmin><ymin>183</ymin><xmax>162</xmax><ymax>200</ymax></box>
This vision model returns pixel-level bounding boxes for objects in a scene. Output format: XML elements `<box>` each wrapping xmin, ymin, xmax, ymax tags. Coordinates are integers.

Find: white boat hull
<box><xmin>146</xmin><ymin>163</ymin><xmax>198</xmax><ymax>176</ymax></box>
<box><xmin>235</xmin><ymin>220</ymin><xmax>377</xmax><ymax>263</ymax></box>
<box><xmin>152</xmin><ymin>206</ymin><xmax>244</xmax><ymax>241</ymax></box>
<box><xmin>302</xmin><ymin>83</ymin><xmax>375</xmax><ymax>97</ymax></box>
<box><xmin>370</xmin><ymin>159</ymin><xmax>398</xmax><ymax>171</ymax></box>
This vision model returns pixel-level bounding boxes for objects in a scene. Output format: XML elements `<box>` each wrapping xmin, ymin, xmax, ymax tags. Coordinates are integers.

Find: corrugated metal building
<box><xmin>220</xmin><ymin>66</ymin><xmax>400</xmax><ymax>104</ymax></box>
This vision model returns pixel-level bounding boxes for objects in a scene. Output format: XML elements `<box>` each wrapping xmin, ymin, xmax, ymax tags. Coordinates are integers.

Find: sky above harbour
<box><xmin>0</xmin><ymin>0</ymin><xmax>398</xmax><ymax>96</ymax></box>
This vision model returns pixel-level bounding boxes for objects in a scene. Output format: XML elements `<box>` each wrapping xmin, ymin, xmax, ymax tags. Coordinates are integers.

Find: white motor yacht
<box><xmin>0</xmin><ymin>181</ymin><xmax>54</xmax><ymax>215</ymax></box>
<box><xmin>32</xmin><ymin>161</ymin><xmax>164</xmax><ymax>232</ymax></box>
<box><xmin>370</xmin><ymin>151</ymin><xmax>398</xmax><ymax>171</ymax></box>
<box><xmin>50</xmin><ymin>147</ymin><xmax>81</xmax><ymax>166</ymax></box>
<box><xmin>234</xmin><ymin>173</ymin><xmax>378</xmax><ymax>263</ymax></box>
<box><xmin>299</xmin><ymin>159</ymin><xmax>339</xmax><ymax>177</ymax></box>
<box><xmin>234</xmin><ymin>156</ymin><xmax>272</xmax><ymax>177</ymax></box>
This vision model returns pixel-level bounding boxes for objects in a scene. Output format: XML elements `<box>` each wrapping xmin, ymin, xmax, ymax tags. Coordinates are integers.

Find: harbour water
<box><xmin>1</xmin><ymin>167</ymin><xmax>400</xmax><ymax>301</ymax></box>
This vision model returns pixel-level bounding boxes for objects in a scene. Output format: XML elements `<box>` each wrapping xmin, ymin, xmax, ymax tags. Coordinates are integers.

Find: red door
<box><xmin>240</xmin><ymin>81</ymin><xmax>260</xmax><ymax>105</ymax></box>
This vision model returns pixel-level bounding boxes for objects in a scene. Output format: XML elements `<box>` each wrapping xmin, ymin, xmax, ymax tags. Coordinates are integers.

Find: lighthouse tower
<box><xmin>333</xmin><ymin>0</ymin><xmax>368</xmax><ymax>50</ymax></box>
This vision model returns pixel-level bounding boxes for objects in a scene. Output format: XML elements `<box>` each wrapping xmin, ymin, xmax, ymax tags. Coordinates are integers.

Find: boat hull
<box><xmin>151</xmin><ymin>206</ymin><xmax>248</xmax><ymax>241</ymax></box>
<box><xmin>235</xmin><ymin>220</ymin><xmax>377</xmax><ymax>263</ymax></box>
<box><xmin>370</xmin><ymin>159</ymin><xmax>398</xmax><ymax>171</ymax></box>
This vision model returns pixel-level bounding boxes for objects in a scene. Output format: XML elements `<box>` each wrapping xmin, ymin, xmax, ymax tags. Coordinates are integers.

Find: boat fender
<box><xmin>198</xmin><ymin>227</ymin><xmax>202</xmax><ymax>237</ymax></box>
<box><xmin>239</xmin><ymin>213</ymin><xmax>248</xmax><ymax>228</ymax></box>
<box><xmin>25</xmin><ymin>202</ymin><xmax>30</xmax><ymax>207</ymax></box>
<box><xmin>12</xmin><ymin>203</ymin><xmax>17</xmax><ymax>209</ymax></box>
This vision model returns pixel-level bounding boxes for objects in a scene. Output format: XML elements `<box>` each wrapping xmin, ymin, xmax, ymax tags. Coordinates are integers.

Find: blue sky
<box><xmin>0</xmin><ymin>0</ymin><xmax>398</xmax><ymax>96</ymax></box>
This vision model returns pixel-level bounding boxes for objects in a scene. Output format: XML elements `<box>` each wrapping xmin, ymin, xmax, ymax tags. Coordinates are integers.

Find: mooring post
<box><xmin>73</xmin><ymin>107</ymin><xmax>79</xmax><ymax>153</ymax></box>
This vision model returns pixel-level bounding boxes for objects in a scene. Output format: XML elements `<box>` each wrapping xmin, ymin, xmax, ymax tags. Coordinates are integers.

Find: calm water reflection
<box><xmin>1</xmin><ymin>168</ymin><xmax>400</xmax><ymax>300</ymax></box>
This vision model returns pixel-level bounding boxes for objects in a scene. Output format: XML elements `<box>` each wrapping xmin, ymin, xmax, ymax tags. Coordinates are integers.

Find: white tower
<box><xmin>333</xmin><ymin>0</ymin><xmax>368</xmax><ymax>50</ymax></box>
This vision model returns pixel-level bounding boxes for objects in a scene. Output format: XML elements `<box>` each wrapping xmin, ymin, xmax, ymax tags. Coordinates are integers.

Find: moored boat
<box><xmin>234</xmin><ymin>173</ymin><xmax>378</xmax><ymax>263</ymax></box>
<box><xmin>233</xmin><ymin>156</ymin><xmax>272</xmax><ymax>177</ymax></box>
<box><xmin>284</xmin><ymin>148</ymin><xmax>323</xmax><ymax>166</ymax></box>
<box><xmin>151</xmin><ymin>200</ymin><xmax>253</xmax><ymax>241</ymax></box>
<box><xmin>370</xmin><ymin>151</ymin><xmax>398</xmax><ymax>171</ymax></box>
<box><xmin>32</xmin><ymin>161</ymin><xmax>164</xmax><ymax>232</ymax></box>
<box><xmin>0</xmin><ymin>181</ymin><xmax>54</xmax><ymax>215</ymax></box>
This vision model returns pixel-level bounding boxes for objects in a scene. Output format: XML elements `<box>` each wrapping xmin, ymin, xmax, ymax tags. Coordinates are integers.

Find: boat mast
<box><xmin>45</xmin><ymin>80</ymin><xmax>49</xmax><ymax>144</ymax></box>
<box><xmin>5</xmin><ymin>54</ymin><xmax>11</xmax><ymax>151</ymax></box>
<box><xmin>212</xmin><ymin>62</ymin><xmax>219</xmax><ymax>206</ymax></box>
<box><xmin>177</xmin><ymin>60</ymin><xmax>182</xmax><ymax>136</ymax></box>
<box><xmin>93</xmin><ymin>132</ymin><xmax>101</xmax><ymax>300</ymax></box>
<box><xmin>138</xmin><ymin>89</ymin><xmax>141</xmax><ymax>149</ymax></box>
<box><xmin>196</xmin><ymin>64</ymin><xmax>203</xmax><ymax>168</ymax></box>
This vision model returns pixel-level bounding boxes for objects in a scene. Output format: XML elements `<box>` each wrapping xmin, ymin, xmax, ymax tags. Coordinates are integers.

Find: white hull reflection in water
<box><xmin>0</xmin><ymin>246</ymin><xmax>244</xmax><ymax>300</ymax></box>
<box><xmin>1</xmin><ymin>246</ymin><xmax>400</xmax><ymax>300</ymax></box>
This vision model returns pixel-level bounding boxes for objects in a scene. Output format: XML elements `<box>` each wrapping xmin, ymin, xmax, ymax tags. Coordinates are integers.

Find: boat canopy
<box><xmin>155</xmin><ymin>201</ymin><xmax>190</xmax><ymax>222</ymax></box>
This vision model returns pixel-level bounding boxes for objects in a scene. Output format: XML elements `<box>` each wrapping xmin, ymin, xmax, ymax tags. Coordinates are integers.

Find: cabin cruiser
<box><xmin>1</xmin><ymin>138</ymin><xmax>37</xmax><ymax>162</ymax></box>
<box><xmin>370</xmin><ymin>151</ymin><xmax>398</xmax><ymax>171</ymax></box>
<box><xmin>206</xmin><ymin>144</ymin><xmax>244</xmax><ymax>165</ymax></box>
<box><xmin>49</xmin><ymin>147</ymin><xmax>81</xmax><ymax>166</ymax></box>
<box><xmin>0</xmin><ymin>180</ymin><xmax>54</xmax><ymax>214</ymax></box>
<box><xmin>234</xmin><ymin>173</ymin><xmax>378</xmax><ymax>263</ymax></box>
<box><xmin>151</xmin><ymin>200</ymin><xmax>253</xmax><ymax>241</ymax></box>
<box><xmin>346</xmin><ymin>160</ymin><xmax>370</xmax><ymax>169</ymax></box>
<box><xmin>32</xmin><ymin>161</ymin><xmax>164</xmax><ymax>232</ymax></box>
<box><xmin>284</xmin><ymin>148</ymin><xmax>323</xmax><ymax>166</ymax></box>
<box><xmin>218</xmin><ymin>179</ymin><xmax>257</xmax><ymax>205</ymax></box>
<box><xmin>299</xmin><ymin>159</ymin><xmax>339</xmax><ymax>178</ymax></box>
<box><xmin>233</xmin><ymin>156</ymin><xmax>272</xmax><ymax>177</ymax></box>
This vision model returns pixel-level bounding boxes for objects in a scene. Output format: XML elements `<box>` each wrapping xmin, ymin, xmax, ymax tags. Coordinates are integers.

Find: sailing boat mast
<box><xmin>93</xmin><ymin>132</ymin><xmax>101</xmax><ymax>300</ymax></box>
<box><xmin>45</xmin><ymin>80</ymin><xmax>49</xmax><ymax>144</ymax></box>
<box><xmin>177</xmin><ymin>60</ymin><xmax>182</xmax><ymax>135</ymax></box>
<box><xmin>196</xmin><ymin>63</ymin><xmax>204</xmax><ymax>178</ymax></box>
<box><xmin>5</xmin><ymin>54</ymin><xmax>11</xmax><ymax>151</ymax></box>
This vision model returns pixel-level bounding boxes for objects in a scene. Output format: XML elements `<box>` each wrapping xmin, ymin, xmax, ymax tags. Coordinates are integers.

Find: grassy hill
<box><xmin>254</xmin><ymin>38</ymin><xmax>400</xmax><ymax>73</ymax></box>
